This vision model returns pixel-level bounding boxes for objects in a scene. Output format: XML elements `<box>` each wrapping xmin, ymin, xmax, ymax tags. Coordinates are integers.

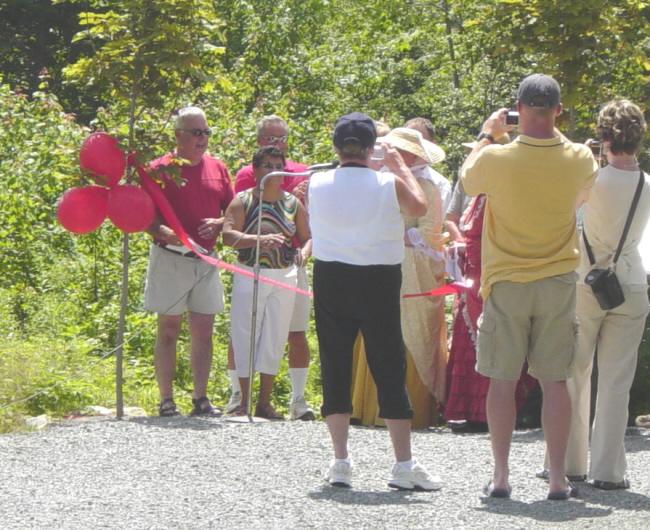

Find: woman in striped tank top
<box><xmin>223</xmin><ymin>146</ymin><xmax>311</xmax><ymax>418</ymax></box>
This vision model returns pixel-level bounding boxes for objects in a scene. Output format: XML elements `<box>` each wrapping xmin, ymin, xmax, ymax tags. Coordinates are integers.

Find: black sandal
<box><xmin>190</xmin><ymin>396</ymin><xmax>222</xmax><ymax>417</ymax></box>
<box><xmin>547</xmin><ymin>481</ymin><xmax>578</xmax><ymax>501</ymax></box>
<box><xmin>159</xmin><ymin>398</ymin><xmax>179</xmax><ymax>417</ymax></box>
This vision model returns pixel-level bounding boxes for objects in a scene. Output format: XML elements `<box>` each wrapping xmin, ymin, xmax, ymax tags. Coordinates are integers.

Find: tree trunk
<box><xmin>442</xmin><ymin>0</ymin><xmax>460</xmax><ymax>89</ymax></box>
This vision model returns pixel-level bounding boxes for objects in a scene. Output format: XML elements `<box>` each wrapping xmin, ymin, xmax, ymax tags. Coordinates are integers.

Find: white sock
<box><xmin>396</xmin><ymin>459</ymin><xmax>414</xmax><ymax>470</ymax></box>
<box><xmin>289</xmin><ymin>368</ymin><xmax>309</xmax><ymax>401</ymax></box>
<box><xmin>229</xmin><ymin>370</ymin><xmax>241</xmax><ymax>393</ymax></box>
<box><xmin>334</xmin><ymin>457</ymin><xmax>351</xmax><ymax>465</ymax></box>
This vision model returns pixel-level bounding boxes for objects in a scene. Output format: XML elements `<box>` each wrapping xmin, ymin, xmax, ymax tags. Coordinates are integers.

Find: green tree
<box><xmin>487</xmin><ymin>0</ymin><xmax>650</xmax><ymax>135</ymax></box>
<box><xmin>0</xmin><ymin>1</ymin><xmax>85</xmax><ymax>106</ymax></box>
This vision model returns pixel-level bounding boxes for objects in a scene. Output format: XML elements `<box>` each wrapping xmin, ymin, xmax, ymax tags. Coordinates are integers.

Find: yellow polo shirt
<box><xmin>462</xmin><ymin>135</ymin><xmax>598</xmax><ymax>299</ymax></box>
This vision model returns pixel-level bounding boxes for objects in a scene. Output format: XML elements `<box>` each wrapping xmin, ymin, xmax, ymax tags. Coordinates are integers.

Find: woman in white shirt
<box><xmin>566</xmin><ymin>99</ymin><xmax>649</xmax><ymax>490</ymax></box>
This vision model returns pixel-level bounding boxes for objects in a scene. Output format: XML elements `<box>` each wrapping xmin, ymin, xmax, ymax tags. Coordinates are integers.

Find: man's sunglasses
<box><xmin>260</xmin><ymin>162</ymin><xmax>285</xmax><ymax>170</ymax></box>
<box><xmin>262</xmin><ymin>135</ymin><xmax>288</xmax><ymax>144</ymax></box>
<box><xmin>179</xmin><ymin>128</ymin><xmax>212</xmax><ymax>137</ymax></box>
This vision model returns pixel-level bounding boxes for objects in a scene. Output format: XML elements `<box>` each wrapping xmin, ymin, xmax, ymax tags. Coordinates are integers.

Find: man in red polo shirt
<box><xmin>227</xmin><ymin>115</ymin><xmax>314</xmax><ymax>421</ymax></box>
<box><xmin>145</xmin><ymin>106</ymin><xmax>234</xmax><ymax>417</ymax></box>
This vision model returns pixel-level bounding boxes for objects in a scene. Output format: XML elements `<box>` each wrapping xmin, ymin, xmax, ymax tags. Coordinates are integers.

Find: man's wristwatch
<box><xmin>476</xmin><ymin>132</ymin><xmax>495</xmax><ymax>143</ymax></box>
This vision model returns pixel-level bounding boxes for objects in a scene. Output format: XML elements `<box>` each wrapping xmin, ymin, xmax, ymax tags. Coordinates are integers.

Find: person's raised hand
<box><xmin>291</xmin><ymin>180</ymin><xmax>308</xmax><ymax>202</ymax></box>
<box><xmin>381</xmin><ymin>144</ymin><xmax>407</xmax><ymax>175</ymax></box>
<box><xmin>481</xmin><ymin>108</ymin><xmax>511</xmax><ymax>140</ymax></box>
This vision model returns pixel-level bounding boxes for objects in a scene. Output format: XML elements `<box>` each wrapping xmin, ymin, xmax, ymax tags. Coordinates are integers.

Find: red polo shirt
<box><xmin>150</xmin><ymin>153</ymin><xmax>234</xmax><ymax>252</ymax></box>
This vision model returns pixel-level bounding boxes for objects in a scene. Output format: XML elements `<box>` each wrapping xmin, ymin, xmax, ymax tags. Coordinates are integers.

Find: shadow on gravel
<box><xmin>578</xmin><ymin>486</ymin><xmax>650</xmax><ymax>511</ymax></box>
<box><xmin>127</xmin><ymin>416</ymin><xmax>225</xmax><ymax>431</ymax></box>
<box><xmin>510</xmin><ymin>429</ymin><xmax>544</xmax><ymax>444</ymax></box>
<box><xmin>308</xmin><ymin>486</ymin><xmax>431</xmax><ymax>506</ymax></box>
<box><xmin>475</xmin><ymin>497</ymin><xmax>612</xmax><ymax>523</ymax></box>
<box><xmin>626</xmin><ymin>428</ymin><xmax>650</xmax><ymax>453</ymax></box>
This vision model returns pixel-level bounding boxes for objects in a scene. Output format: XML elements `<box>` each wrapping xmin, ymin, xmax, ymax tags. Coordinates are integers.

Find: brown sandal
<box><xmin>227</xmin><ymin>404</ymin><xmax>248</xmax><ymax>417</ymax></box>
<box><xmin>159</xmin><ymin>398</ymin><xmax>179</xmax><ymax>417</ymax></box>
<box><xmin>254</xmin><ymin>403</ymin><xmax>284</xmax><ymax>420</ymax></box>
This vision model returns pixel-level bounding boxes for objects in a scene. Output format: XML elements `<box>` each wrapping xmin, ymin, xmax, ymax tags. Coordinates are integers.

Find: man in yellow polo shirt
<box><xmin>461</xmin><ymin>74</ymin><xmax>598</xmax><ymax>501</ymax></box>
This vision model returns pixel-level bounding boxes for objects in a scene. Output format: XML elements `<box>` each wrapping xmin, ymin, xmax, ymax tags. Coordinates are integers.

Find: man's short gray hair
<box><xmin>256</xmin><ymin>115</ymin><xmax>289</xmax><ymax>138</ymax></box>
<box><xmin>175</xmin><ymin>106</ymin><xmax>206</xmax><ymax>129</ymax></box>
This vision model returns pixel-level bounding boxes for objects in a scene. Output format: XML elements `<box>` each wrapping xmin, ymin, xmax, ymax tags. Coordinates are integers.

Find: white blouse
<box><xmin>577</xmin><ymin>165</ymin><xmax>650</xmax><ymax>290</ymax></box>
<box><xmin>308</xmin><ymin>166</ymin><xmax>404</xmax><ymax>266</ymax></box>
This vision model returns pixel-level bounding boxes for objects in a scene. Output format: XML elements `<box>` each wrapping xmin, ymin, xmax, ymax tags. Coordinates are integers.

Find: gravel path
<box><xmin>1</xmin><ymin>417</ymin><xmax>649</xmax><ymax>529</ymax></box>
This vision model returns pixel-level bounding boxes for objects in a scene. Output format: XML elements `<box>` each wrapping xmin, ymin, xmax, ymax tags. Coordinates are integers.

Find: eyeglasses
<box><xmin>261</xmin><ymin>162</ymin><xmax>285</xmax><ymax>170</ymax></box>
<box><xmin>179</xmin><ymin>128</ymin><xmax>212</xmax><ymax>137</ymax></box>
<box><xmin>261</xmin><ymin>135</ymin><xmax>288</xmax><ymax>144</ymax></box>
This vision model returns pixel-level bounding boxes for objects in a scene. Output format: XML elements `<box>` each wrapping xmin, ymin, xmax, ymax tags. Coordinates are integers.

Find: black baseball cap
<box><xmin>333</xmin><ymin>112</ymin><xmax>377</xmax><ymax>150</ymax></box>
<box><xmin>517</xmin><ymin>74</ymin><xmax>561</xmax><ymax>108</ymax></box>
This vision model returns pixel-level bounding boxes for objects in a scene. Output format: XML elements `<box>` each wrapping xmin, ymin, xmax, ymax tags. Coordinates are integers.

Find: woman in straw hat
<box><xmin>350</xmin><ymin>127</ymin><xmax>449</xmax><ymax>428</ymax></box>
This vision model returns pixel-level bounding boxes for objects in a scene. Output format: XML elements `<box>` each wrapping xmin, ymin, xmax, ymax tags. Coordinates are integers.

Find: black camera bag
<box><xmin>582</xmin><ymin>169</ymin><xmax>644</xmax><ymax>311</ymax></box>
<box><xmin>584</xmin><ymin>267</ymin><xmax>624</xmax><ymax>310</ymax></box>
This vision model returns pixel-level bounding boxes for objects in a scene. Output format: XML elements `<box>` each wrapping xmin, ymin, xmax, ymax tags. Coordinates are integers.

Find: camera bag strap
<box><xmin>583</xmin><ymin>169</ymin><xmax>645</xmax><ymax>267</ymax></box>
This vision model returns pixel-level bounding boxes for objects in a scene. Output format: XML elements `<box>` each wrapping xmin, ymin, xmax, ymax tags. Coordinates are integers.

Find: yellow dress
<box><xmin>351</xmin><ymin>178</ymin><xmax>448</xmax><ymax>428</ymax></box>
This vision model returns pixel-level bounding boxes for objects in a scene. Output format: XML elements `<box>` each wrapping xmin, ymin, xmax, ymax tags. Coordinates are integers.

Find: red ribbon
<box><xmin>137</xmin><ymin>166</ymin><xmax>313</xmax><ymax>298</ymax></box>
<box><xmin>403</xmin><ymin>282</ymin><xmax>466</xmax><ymax>298</ymax></box>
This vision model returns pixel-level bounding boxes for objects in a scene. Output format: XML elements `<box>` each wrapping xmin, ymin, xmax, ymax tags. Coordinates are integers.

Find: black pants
<box><xmin>313</xmin><ymin>260</ymin><xmax>412</xmax><ymax>419</ymax></box>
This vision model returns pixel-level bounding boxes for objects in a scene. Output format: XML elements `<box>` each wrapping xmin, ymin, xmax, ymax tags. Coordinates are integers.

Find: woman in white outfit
<box><xmin>223</xmin><ymin>146</ymin><xmax>311</xmax><ymax>419</ymax></box>
<box><xmin>566</xmin><ymin>99</ymin><xmax>649</xmax><ymax>489</ymax></box>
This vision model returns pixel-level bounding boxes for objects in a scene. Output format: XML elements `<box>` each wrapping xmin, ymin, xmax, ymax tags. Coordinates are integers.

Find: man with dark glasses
<box><xmin>144</xmin><ymin>106</ymin><xmax>234</xmax><ymax>417</ymax></box>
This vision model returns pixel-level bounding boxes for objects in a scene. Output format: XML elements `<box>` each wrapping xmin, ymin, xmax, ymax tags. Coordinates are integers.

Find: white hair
<box><xmin>256</xmin><ymin>115</ymin><xmax>288</xmax><ymax>137</ymax></box>
<box><xmin>174</xmin><ymin>106</ymin><xmax>207</xmax><ymax>129</ymax></box>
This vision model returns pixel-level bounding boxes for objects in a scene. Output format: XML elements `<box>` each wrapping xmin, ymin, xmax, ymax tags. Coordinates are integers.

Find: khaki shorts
<box><xmin>144</xmin><ymin>244</ymin><xmax>225</xmax><ymax>316</ymax></box>
<box><xmin>288</xmin><ymin>266</ymin><xmax>311</xmax><ymax>332</ymax></box>
<box><xmin>476</xmin><ymin>272</ymin><xmax>578</xmax><ymax>381</ymax></box>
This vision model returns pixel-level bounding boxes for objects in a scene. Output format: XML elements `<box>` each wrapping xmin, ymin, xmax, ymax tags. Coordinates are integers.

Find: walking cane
<box><xmin>245</xmin><ymin>162</ymin><xmax>338</xmax><ymax>421</ymax></box>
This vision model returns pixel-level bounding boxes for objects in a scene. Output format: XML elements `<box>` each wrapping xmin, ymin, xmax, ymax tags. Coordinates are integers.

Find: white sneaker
<box><xmin>290</xmin><ymin>396</ymin><xmax>315</xmax><ymax>421</ymax></box>
<box><xmin>388</xmin><ymin>460</ymin><xmax>443</xmax><ymax>491</ymax></box>
<box><xmin>225</xmin><ymin>391</ymin><xmax>242</xmax><ymax>414</ymax></box>
<box><xmin>326</xmin><ymin>459</ymin><xmax>352</xmax><ymax>488</ymax></box>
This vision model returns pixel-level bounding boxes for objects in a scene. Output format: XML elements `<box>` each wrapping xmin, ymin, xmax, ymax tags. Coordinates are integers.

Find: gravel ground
<box><xmin>1</xmin><ymin>417</ymin><xmax>649</xmax><ymax>529</ymax></box>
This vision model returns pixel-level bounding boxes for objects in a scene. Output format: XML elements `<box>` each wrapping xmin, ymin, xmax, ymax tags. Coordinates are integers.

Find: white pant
<box><xmin>565</xmin><ymin>284</ymin><xmax>648</xmax><ymax>481</ymax></box>
<box><xmin>230</xmin><ymin>265</ymin><xmax>297</xmax><ymax>377</ymax></box>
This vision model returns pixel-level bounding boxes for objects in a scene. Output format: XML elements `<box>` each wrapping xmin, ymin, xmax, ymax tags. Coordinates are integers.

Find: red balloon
<box><xmin>107</xmin><ymin>185</ymin><xmax>155</xmax><ymax>233</ymax></box>
<box><xmin>79</xmin><ymin>132</ymin><xmax>126</xmax><ymax>187</ymax></box>
<box><xmin>57</xmin><ymin>186</ymin><xmax>109</xmax><ymax>234</ymax></box>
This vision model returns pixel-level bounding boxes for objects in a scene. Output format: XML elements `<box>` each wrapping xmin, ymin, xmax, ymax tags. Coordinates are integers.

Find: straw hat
<box><xmin>378</xmin><ymin>127</ymin><xmax>446</xmax><ymax>164</ymax></box>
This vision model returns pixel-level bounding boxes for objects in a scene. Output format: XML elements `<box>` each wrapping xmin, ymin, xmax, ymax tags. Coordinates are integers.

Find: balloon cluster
<box><xmin>57</xmin><ymin>132</ymin><xmax>155</xmax><ymax>234</ymax></box>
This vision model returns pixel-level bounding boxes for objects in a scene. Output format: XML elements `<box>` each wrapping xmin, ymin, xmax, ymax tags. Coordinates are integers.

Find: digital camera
<box><xmin>506</xmin><ymin>111</ymin><xmax>519</xmax><ymax>126</ymax></box>
<box><xmin>588</xmin><ymin>140</ymin><xmax>602</xmax><ymax>155</ymax></box>
<box><xmin>370</xmin><ymin>144</ymin><xmax>385</xmax><ymax>161</ymax></box>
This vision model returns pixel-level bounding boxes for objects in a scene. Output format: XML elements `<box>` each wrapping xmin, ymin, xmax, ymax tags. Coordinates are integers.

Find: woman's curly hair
<box><xmin>597</xmin><ymin>99</ymin><xmax>647</xmax><ymax>155</ymax></box>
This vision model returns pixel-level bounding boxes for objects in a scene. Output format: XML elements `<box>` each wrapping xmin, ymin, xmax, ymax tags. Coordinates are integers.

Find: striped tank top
<box><xmin>237</xmin><ymin>190</ymin><xmax>298</xmax><ymax>268</ymax></box>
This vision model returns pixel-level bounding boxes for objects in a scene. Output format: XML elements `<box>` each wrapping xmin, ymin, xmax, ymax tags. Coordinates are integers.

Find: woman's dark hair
<box><xmin>252</xmin><ymin>146</ymin><xmax>286</xmax><ymax>168</ymax></box>
<box><xmin>337</xmin><ymin>140</ymin><xmax>370</xmax><ymax>160</ymax></box>
<box><xmin>597</xmin><ymin>99</ymin><xmax>647</xmax><ymax>155</ymax></box>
